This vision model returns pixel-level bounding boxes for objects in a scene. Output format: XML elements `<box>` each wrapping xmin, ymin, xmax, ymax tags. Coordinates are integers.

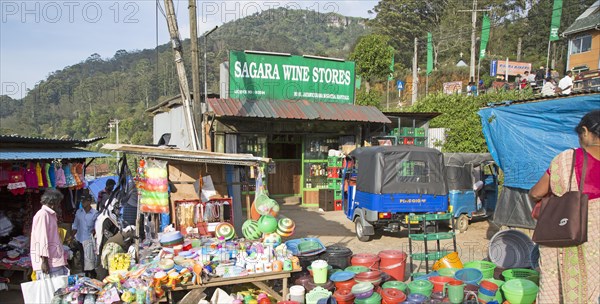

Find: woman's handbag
<box><xmin>532</xmin><ymin>149</ymin><xmax>589</xmax><ymax>247</ymax></box>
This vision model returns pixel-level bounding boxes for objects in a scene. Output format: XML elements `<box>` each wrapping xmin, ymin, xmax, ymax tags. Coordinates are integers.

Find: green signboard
<box><xmin>229</xmin><ymin>50</ymin><xmax>355</xmax><ymax>104</ymax></box>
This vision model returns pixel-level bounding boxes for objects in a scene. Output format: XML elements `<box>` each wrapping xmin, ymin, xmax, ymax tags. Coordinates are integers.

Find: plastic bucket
<box><xmin>454</xmin><ymin>268</ymin><xmax>483</xmax><ymax>285</ymax></box>
<box><xmin>354</xmin><ymin>292</ymin><xmax>382</xmax><ymax>304</ymax></box>
<box><xmin>428</xmin><ymin>276</ymin><xmax>453</xmax><ymax>293</ymax></box>
<box><xmin>488</xmin><ymin>230</ymin><xmax>535</xmax><ymax>269</ymax></box>
<box><xmin>501</xmin><ymin>279</ymin><xmax>538</xmax><ymax>304</ymax></box>
<box><xmin>463</xmin><ymin>260</ymin><xmax>496</xmax><ymax>279</ymax></box>
<box><xmin>432</xmin><ymin>252</ymin><xmax>463</xmax><ymax>270</ymax></box>
<box><xmin>351</xmin><ymin>253</ymin><xmax>380</xmax><ymax>270</ymax></box>
<box><xmin>333</xmin><ymin>288</ymin><xmax>355</xmax><ymax>304</ymax></box>
<box><xmin>479</xmin><ymin>280</ymin><xmax>499</xmax><ymax>295</ymax></box>
<box><xmin>381</xmin><ymin>288</ymin><xmax>406</xmax><ymax>304</ymax></box>
<box><xmin>486</xmin><ymin>279</ymin><xmax>505</xmax><ymax>303</ymax></box>
<box><xmin>408</xmin><ymin>280</ymin><xmax>434</xmax><ymax>297</ymax></box>
<box><xmin>323</xmin><ymin>245</ymin><xmax>353</xmax><ymax>270</ymax></box>
<box><xmin>501</xmin><ymin>268</ymin><xmax>540</xmax><ymax>286</ymax></box>
<box><xmin>378</xmin><ymin>250</ymin><xmax>407</xmax><ymax>281</ymax></box>
<box><xmin>311</xmin><ymin>260</ymin><xmax>329</xmax><ymax>284</ymax></box>
<box><xmin>289</xmin><ymin>285</ymin><xmax>306</xmax><ymax>304</ymax></box>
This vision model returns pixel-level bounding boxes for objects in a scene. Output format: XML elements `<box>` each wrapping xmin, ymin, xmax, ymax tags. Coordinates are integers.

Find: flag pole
<box><xmin>546</xmin><ymin>40</ymin><xmax>551</xmax><ymax>70</ymax></box>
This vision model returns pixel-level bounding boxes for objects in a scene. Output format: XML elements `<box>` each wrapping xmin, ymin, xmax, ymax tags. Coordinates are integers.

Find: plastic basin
<box><xmin>463</xmin><ymin>260</ymin><xmax>496</xmax><ymax>279</ymax></box>
<box><xmin>454</xmin><ymin>268</ymin><xmax>483</xmax><ymax>285</ymax></box>
<box><xmin>501</xmin><ymin>278</ymin><xmax>539</xmax><ymax>304</ymax></box>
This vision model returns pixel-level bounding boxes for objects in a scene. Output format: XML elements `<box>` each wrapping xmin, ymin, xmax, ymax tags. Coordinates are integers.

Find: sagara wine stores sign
<box><xmin>229</xmin><ymin>50</ymin><xmax>355</xmax><ymax>104</ymax></box>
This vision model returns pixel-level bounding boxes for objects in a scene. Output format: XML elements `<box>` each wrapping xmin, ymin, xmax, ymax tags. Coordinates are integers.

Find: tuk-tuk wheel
<box><xmin>355</xmin><ymin>218</ymin><xmax>372</xmax><ymax>242</ymax></box>
<box><xmin>456</xmin><ymin>214</ymin><xmax>469</xmax><ymax>233</ymax></box>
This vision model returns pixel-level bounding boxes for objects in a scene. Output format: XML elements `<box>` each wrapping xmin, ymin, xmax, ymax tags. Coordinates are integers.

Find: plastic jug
<box><xmin>311</xmin><ymin>260</ymin><xmax>328</xmax><ymax>284</ymax></box>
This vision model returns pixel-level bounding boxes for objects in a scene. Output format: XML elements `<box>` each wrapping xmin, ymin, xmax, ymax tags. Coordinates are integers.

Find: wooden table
<box><xmin>166</xmin><ymin>270</ymin><xmax>298</xmax><ymax>303</ymax></box>
<box><xmin>0</xmin><ymin>264</ymin><xmax>32</xmax><ymax>289</ymax></box>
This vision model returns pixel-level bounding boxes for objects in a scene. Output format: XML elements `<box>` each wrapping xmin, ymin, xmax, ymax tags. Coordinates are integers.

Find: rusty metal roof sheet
<box><xmin>207</xmin><ymin>99</ymin><xmax>391</xmax><ymax>124</ymax></box>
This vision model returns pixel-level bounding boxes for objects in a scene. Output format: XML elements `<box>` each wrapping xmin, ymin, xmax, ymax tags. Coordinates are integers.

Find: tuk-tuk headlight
<box><xmin>449</xmin><ymin>205</ymin><xmax>453</xmax><ymax>212</ymax></box>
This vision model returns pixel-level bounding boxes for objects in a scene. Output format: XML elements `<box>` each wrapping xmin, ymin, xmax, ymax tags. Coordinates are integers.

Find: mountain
<box><xmin>0</xmin><ymin>8</ymin><xmax>369</xmax><ymax>145</ymax></box>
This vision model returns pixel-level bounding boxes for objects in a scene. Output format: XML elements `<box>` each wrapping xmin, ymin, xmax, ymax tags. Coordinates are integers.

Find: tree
<box><xmin>350</xmin><ymin>34</ymin><xmax>394</xmax><ymax>93</ymax></box>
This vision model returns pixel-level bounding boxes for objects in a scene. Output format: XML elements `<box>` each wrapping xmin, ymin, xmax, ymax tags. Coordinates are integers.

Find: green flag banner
<box><xmin>479</xmin><ymin>14</ymin><xmax>490</xmax><ymax>59</ymax></box>
<box><xmin>427</xmin><ymin>32</ymin><xmax>433</xmax><ymax>75</ymax></box>
<box><xmin>388</xmin><ymin>46</ymin><xmax>394</xmax><ymax>81</ymax></box>
<box><xmin>549</xmin><ymin>0</ymin><xmax>563</xmax><ymax>41</ymax></box>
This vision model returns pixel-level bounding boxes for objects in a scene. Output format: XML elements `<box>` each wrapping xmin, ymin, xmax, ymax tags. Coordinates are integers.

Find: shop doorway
<box><xmin>267</xmin><ymin>136</ymin><xmax>302</xmax><ymax>196</ymax></box>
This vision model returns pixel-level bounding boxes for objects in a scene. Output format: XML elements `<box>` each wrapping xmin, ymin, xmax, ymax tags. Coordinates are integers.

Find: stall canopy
<box><xmin>0</xmin><ymin>135</ymin><xmax>109</xmax><ymax>160</ymax></box>
<box><xmin>102</xmin><ymin>144</ymin><xmax>271</xmax><ymax>166</ymax></box>
<box><xmin>478</xmin><ymin>93</ymin><xmax>599</xmax><ymax>228</ymax></box>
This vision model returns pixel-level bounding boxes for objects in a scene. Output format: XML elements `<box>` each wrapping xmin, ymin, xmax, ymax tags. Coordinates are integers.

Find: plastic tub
<box><xmin>323</xmin><ymin>245</ymin><xmax>353</xmax><ymax>270</ymax></box>
<box><xmin>334</xmin><ymin>278</ymin><xmax>356</xmax><ymax>291</ymax></box>
<box><xmin>351</xmin><ymin>282</ymin><xmax>375</xmax><ymax>299</ymax></box>
<box><xmin>381</xmin><ymin>281</ymin><xmax>407</xmax><ymax>292</ymax></box>
<box><xmin>378</xmin><ymin>250</ymin><xmax>408</xmax><ymax>281</ymax></box>
<box><xmin>501</xmin><ymin>278</ymin><xmax>539</xmax><ymax>304</ymax></box>
<box><xmin>463</xmin><ymin>260</ymin><xmax>496</xmax><ymax>279</ymax></box>
<box><xmin>352</xmin><ymin>253</ymin><xmax>380</xmax><ymax>270</ymax></box>
<box><xmin>486</xmin><ymin>279</ymin><xmax>505</xmax><ymax>303</ymax></box>
<box><xmin>502</xmin><ymin>268</ymin><xmax>540</xmax><ymax>285</ymax></box>
<box><xmin>454</xmin><ymin>268</ymin><xmax>483</xmax><ymax>285</ymax></box>
<box><xmin>333</xmin><ymin>288</ymin><xmax>355</xmax><ymax>304</ymax></box>
<box><xmin>381</xmin><ymin>288</ymin><xmax>406</xmax><ymax>304</ymax></box>
<box><xmin>432</xmin><ymin>252</ymin><xmax>463</xmax><ymax>270</ymax></box>
<box><xmin>488</xmin><ymin>230</ymin><xmax>535</xmax><ymax>269</ymax></box>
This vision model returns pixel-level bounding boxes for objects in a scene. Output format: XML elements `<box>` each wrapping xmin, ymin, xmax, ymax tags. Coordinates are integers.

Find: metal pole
<box><xmin>189</xmin><ymin>0</ymin><xmax>203</xmax><ymax>149</ymax></box>
<box><xmin>469</xmin><ymin>0</ymin><xmax>477</xmax><ymax>81</ymax></box>
<box><xmin>203</xmin><ymin>26</ymin><xmax>218</xmax><ymax>150</ymax></box>
<box><xmin>386</xmin><ymin>80</ymin><xmax>389</xmax><ymax>111</ymax></box>
<box><xmin>546</xmin><ymin>40</ymin><xmax>551</xmax><ymax>74</ymax></box>
<box><xmin>412</xmin><ymin>37</ymin><xmax>418</xmax><ymax>105</ymax></box>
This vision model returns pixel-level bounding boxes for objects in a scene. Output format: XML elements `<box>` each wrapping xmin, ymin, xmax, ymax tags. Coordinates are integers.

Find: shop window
<box><xmin>571</xmin><ymin>35</ymin><xmax>592</xmax><ymax>54</ymax></box>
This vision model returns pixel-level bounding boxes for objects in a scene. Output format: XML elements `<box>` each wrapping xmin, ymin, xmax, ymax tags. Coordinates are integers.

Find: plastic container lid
<box><xmin>352</xmin><ymin>253</ymin><xmax>380</xmax><ymax>263</ymax></box>
<box><xmin>345</xmin><ymin>265</ymin><xmax>370</xmax><ymax>274</ymax></box>
<box><xmin>311</xmin><ymin>260</ymin><xmax>328</xmax><ymax>269</ymax></box>
<box><xmin>355</xmin><ymin>270</ymin><xmax>382</xmax><ymax>280</ymax></box>
<box><xmin>329</xmin><ymin>271</ymin><xmax>355</xmax><ymax>282</ymax></box>
<box><xmin>382</xmin><ymin>280</ymin><xmax>408</xmax><ymax>291</ymax></box>
<box><xmin>351</xmin><ymin>282</ymin><xmax>374</xmax><ymax>294</ymax></box>
<box><xmin>325</xmin><ymin>245</ymin><xmax>353</xmax><ymax>257</ymax></box>
<box><xmin>502</xmin><ymin>278</ymin><xmax>539</xmax><ymax>294</ymax></box>
<box><xmin>354</xmin><ymin>292</ymin><xmax>382</xmax><ymax>304</ymax></box>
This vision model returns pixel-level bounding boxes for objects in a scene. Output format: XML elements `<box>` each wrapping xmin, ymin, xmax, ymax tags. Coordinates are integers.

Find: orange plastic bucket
<box><xmin>432</xmin><ymin>252</ymin><xmax>463</xmax><ymax>270</ymax></box>
<box><xmin>351</xmin><ymin>253</ymin><xmax>380</xmax><ymax>270</ymax></box>
<box><xmin>378</xmin><ymin>250</ymin><xmax>408</xmax><ymax>281</ymax></box>
<box><xmin>381</xmin><ymin>288</ymin><xmax>406</xmax><ymax>304</ymax></box>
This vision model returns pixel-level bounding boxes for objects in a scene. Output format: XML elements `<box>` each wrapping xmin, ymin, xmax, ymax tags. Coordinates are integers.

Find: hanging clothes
<box><xmin>64</xmin><ymin>163</ymin><xmax>76</xmax><ymax>188</ymax></box>
<box><xmin>40</xmin><ymin>162</ymin><xmax>49</xmax><ymax>188</ymax></box>
<box><xmin>47</xmin><ymin>163</ymin><xmax>56</xmax><ymax>188</ymax></box>
<box><xmin>7</xmin><ymin>168</ymin><xmax>26</xmax><ymax>196</ymax></box>
<box><xmin>24</xmin><ymin>162</ymin><xmax>38</xmax><ymax>189</ymax></box>
<box><xmin>55</xmin><ymin>163</ymin><xmax>66</xmax><ymax>188</ymax></box>
<box><xmin>36</xmin><ymin>162</ymin><xmax>44</xmax><ymax>187</ymax></box>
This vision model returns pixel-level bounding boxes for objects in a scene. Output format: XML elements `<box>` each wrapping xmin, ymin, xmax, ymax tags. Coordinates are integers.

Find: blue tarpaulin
<box><xmin>478</xmin><ymin>94</ymin><xmax>600</xmax><ymax>190</ymax></box>
<box><xmin>87</xmin><ymin>176</ymin><xmax>118</xmax><ymax>202</ymax></box>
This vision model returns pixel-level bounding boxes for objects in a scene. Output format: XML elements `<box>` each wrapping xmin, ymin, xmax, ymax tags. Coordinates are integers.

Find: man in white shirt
<box><xmin>558</xmin><ymin>70</ymin><xmax>573</xmax><ymax>95</ymax></box>
<box><xmin>541</xmin><ymin>77</ymin><xmax>557</xmax><ymax>97</ymax></box>
<box><xmin>72</xmin><ymin>193</ymin><xmax>98</xmax><ymax>277</ymax></box>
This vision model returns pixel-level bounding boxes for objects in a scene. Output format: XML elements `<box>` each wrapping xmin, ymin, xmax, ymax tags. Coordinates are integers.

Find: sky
<box><xmin>0</xmin><ymin>0</ymin><xmax>378</xmax><ymax>99</ymax></box>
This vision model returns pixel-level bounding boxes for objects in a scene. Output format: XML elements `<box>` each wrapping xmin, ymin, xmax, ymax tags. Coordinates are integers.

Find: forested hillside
<box><xmin>0</xmin><ymin>8</ymin><xmax>369</xmax><ymax>144</ymax></box>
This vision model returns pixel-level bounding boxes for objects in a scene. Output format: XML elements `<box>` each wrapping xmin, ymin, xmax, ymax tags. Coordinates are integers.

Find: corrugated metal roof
<box><xmin>0</xmin><ymin>135</ymin><xmax>105</xmax><ymax>147</ymax></box>
<box><xmin>0</xmin><ymin>148</ymin><xmax>111</xmax><ymax>160</ymax></box>
<box><xmin>207</xmin><ymin>99</ymin><xmax>391</xmax><ymax>124</ymax></box>
<box><xmin>102</xmin><ymin>144</ymin><xmax>270</xmax><ymax>167</ymax></box>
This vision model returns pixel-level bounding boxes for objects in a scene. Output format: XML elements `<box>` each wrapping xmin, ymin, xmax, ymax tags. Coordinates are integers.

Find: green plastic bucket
<box><xmin>408</xmin><ymin>279</ymin><xmax>434</xmax><ymax>297</ymax></box>
<box><xmin>502</xmin><ymin>268</ymin><xmax>540</xmax><ymax>285</ymax></box>
<box><xmin>501</xmin><ymin>278</ymin><xmax>538</xmax><ymax>304</ymax></box>
<box><xmin>381</xmin><ymin>280</ymin><xmax>407</xmax><ymax>292</ymax></box>
<box><xmin>464</xmin><ymin>260</ymin><xmax>496</xmax><ymax>279</ymax></box>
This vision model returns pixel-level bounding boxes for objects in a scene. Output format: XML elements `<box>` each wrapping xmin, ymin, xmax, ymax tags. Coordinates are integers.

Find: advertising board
<box><xmin>229</xmin><ymin>50</ymin><xmax>355</xmax><ymax>104</ymax></box>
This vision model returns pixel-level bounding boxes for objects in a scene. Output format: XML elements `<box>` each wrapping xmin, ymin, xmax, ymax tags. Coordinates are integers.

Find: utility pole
<box><xmin>189</xmin><ymin>0</ymin><xmax>203</xmax><ymax>149</ymax></box>
<box><xmin>459</xmin><ymin>0</ymin><xmax>489</xmax><ymax>81</ymax></box>
<box><xmin>108</xmin><ymin>119</ymin><xmax>120</xmax><ymax>164</ymax></box>
<box><xmin>164</xmin><ymin>0</ymin><xmax>199</xmax><ymax>150</ymax></box>
<box><xmin>517</xmin><ymin>37</ymin><xmax>522</xmax><ymax>61</ymax></box>
<box><xmin>411</xmin><ymin>37</ymin><xmax>418</xmax><ymax>105</ymax></box>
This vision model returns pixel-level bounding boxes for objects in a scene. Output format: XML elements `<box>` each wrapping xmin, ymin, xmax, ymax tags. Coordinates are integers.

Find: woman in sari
<box><xmin>530</xmin><ymin>110</ymin><xmax>600</xmax><ymax>303</ymax></box>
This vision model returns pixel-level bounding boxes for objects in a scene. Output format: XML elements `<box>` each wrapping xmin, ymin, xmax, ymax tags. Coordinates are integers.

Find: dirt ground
<box><xmin>282</xmin><ymin>204</ymin><xmax>513</xmax><ymax>269</ymax></box>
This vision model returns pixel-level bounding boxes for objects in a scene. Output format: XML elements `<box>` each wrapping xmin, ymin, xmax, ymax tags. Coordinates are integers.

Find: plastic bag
<box><xmin>21</xmin><ymin>275</ymin><xmax>68</xmax><ymax>304</ymax></box>
<box><xmin>139</xmin><ymin>159</ymin><xmax>169</xmax><ymax>213</ymax></box>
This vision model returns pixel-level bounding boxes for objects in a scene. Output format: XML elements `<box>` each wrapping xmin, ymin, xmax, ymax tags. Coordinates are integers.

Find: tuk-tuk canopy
<box><xmin>349</xmin><ymin>146</ymin><xmax>447</xmax><ymax>195</ymax></box>
<box><xmin>444</xmin><ymin>153</ymin><xmax>494</xmax><ymax>191</ymax></box>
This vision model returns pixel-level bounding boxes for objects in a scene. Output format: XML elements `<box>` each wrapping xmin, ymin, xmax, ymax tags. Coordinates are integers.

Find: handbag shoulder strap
<box><xmin>568</xmin><ymin>149</ymin><xmax>576</xmax><ymax>192</ymax></box>
<box><xmin>579</xmin><ymin>149</ymin><xmax>588</xmax><ymax>193</ymax></box>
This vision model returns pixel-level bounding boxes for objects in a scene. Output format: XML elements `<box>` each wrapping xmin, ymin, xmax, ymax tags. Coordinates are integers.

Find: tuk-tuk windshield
<box><xmin>350</xmin><ymin>146</ymin><xmax>447</xmax><ymax>195</ymax></box>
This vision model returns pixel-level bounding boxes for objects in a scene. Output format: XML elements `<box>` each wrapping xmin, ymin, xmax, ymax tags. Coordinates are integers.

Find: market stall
<box><xmin>0</xmin><ymin>135</ymin><xmax>109</xmax><ymax>289</ymax></box>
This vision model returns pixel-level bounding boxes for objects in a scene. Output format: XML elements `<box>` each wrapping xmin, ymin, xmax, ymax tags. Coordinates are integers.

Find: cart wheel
<box><xmin>456</xmin><ymin>214</ymin><xmax>469</xmax><ymax>233</ymax></box>
<box><xmin>355</xmin><ymin>218</ymin><xmax>372</xmax><ymax>242</ymax></box>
